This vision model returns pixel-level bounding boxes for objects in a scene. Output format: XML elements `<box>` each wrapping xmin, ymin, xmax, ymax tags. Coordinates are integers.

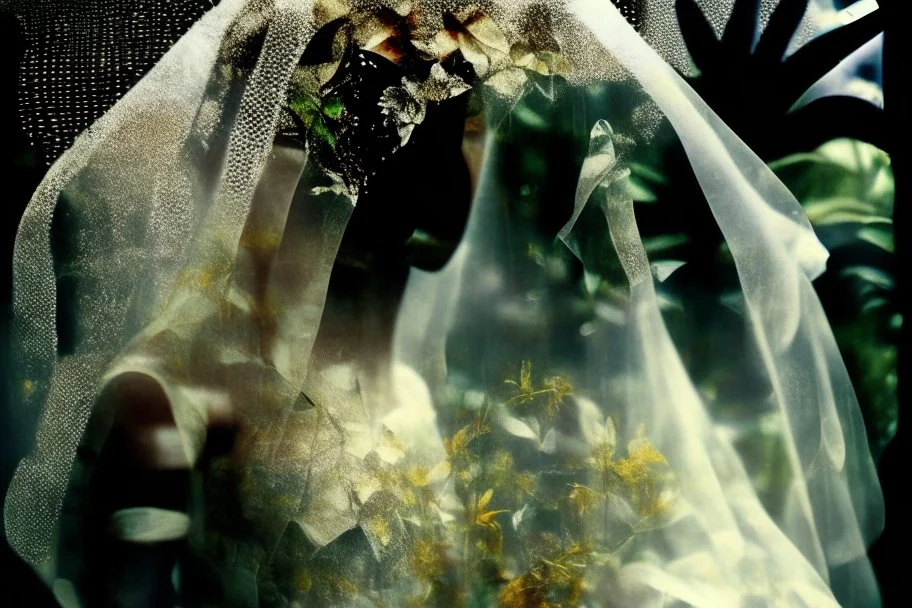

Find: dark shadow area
<box><xmin>868</xmin><ymin>0</ymin><xmax>906</xmax><ymax>605</ymax></box>
<box><xmin>0</xmin><ymin>11</ymin><xmax>60</xmax><ymax>608</ymax></box>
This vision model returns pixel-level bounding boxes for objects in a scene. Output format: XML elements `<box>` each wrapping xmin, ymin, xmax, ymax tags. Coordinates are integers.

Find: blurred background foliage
<box><xmin>773</xmin><ymin>138</ymin><xmax>898</xmax><ymax>459</ymax></box>
<box><xmin>479</xmin><ymin>0</ymin><xmax>898</xmax><ymax>463</ymax></box>
<box><xmin>483</xmin><ymin>105</ymin><xmax>896</xmax><ymax>469</ymax></box>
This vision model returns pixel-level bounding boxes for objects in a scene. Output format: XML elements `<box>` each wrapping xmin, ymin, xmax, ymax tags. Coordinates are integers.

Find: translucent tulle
<box><xmin>4</xmin><ymin>1</ymin><xmax>881</xmax><ymax>606</ymax></box>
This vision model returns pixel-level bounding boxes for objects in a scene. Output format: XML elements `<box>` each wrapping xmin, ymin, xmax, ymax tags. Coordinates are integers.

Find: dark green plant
<box><xmin>676</xmin><ymin>0</ymin><xmax>885</xmax><ymax>159</ymax></box>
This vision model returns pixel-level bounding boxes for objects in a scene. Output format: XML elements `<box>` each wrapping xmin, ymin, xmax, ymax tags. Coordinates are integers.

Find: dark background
<box><xmin>0</xmin><ymin>1</ymin><xmax>906</xmax><ymax>605</ymax></box>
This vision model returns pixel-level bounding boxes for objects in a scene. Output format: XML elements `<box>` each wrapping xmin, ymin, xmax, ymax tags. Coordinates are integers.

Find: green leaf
<box><xmin>288</xmin><ymin>91</ymin><xmax>339</xmax><ymax>148</ymax></box>
<box><xmin>627</xmin><ymin>176</ymin><xmax>657</xmax><ymax>203</ymax></box>
<box><xmin>773</xmin><ymin>140</ymin><xmax>894</xmax><ymax>221</ymax></box>
<box><xmin>768</xmin><ymin>152</ymin><xmax>830</xmax><ymax>171</ymax></box>
<box><xmin>642</xmin><ymin>234</ymin><xmax>689</xmax><ymax>253</ymax></box>
<box><xmin>627</xmin><ymin>162</ymin><xmax>665</xmax><ymax>203</ymax></box>
<box><xmin>322</xmin><ymin>96</ymin><xmax>345</xmax><ymax>119</ymax></box>
<box><xmin>803</xmin><ymin>197</ymin><xmax>878</xmax><ymax>224</ymax></box>
<box><xmin>857</xmin><ymin>226</ymin><xmax>895</xmax><ymax>253</ymax></box>
<box><xmin>629</xmin><ymin>162</ymin><xmax>667</xmax><ymax>184</ymax></box>
<box><xmin>583</xmin><ymin>269</ymin><xmax>601</xmax><ymax>295</ymax></box>
<box><xmin>312</xmin><ymin>119</ymin><xmax>337</xmax><ymax>148</ymax></box>
<box><xmin>289</xmin><ymin>96</ymin><xmax>321</xmax><ymax>124</ymax></box>
<box><xmin>513</xmin><ymin>105</ymin><xmax>547</xmax><ymax>130</ymax></box>
<box><xmin>841</xmin><ymin>265</ymin><xmax>894</xmax><ymax>290</ymax></box>
<box><xmin>861</xmin><ymin>297</ymin><xmax>890</xmax><ymax>314</ymax></box>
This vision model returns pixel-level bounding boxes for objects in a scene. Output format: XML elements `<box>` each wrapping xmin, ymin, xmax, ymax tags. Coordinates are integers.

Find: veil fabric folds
<box><xmin>4</xmin><ymin>1</ymin><xmax>882</xmax><ymax>606</ymax></box>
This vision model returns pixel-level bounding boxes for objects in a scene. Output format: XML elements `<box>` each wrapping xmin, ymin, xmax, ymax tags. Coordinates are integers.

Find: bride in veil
<box><xmin>4</xmin><ymin>1</ymin><xmax>884</xmax><ymax>606</ymax></box>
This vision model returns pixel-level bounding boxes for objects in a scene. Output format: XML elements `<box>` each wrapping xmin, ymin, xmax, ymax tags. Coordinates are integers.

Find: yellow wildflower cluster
<box><xmin>275</xmin><ymin>360</ymin><xmax>676</xmax><ymax>605</ymax></box>
<box><xmin>505</xmin><ymin>360</ymin><xmax>574</xmax><ymax>416</ymax></box>
<box><xmin>611</xmin><ymin>425</ymin><xmax>671</xmax><ymax>517</ymax></box>
<box><xmin>411</xmin><ymin>538</ymin><xmax>449</xmax><ymax>582</ymax></box>
<box><xmin>572</xmin><ymin>424</ymin><xmax>674</xmax><ymax>523</ymax></box>
<box><xmin>444</xmin><ymin>413</ymin><xmax>491</xmax><ymax>461</ymax></box>
<box><xmin>474</xmin><ymin>488</ymin><xmax>510</xmax><ymax>553</ymax></box>
<box><xmin>567</xmin><ymin>483</ymin><xmax>599</xmax><ymax>516</ymax></box>
<box><xmin>499</xmin><ymin>542</ymin><xmax>592</xmax><ymax>608</ymax></box>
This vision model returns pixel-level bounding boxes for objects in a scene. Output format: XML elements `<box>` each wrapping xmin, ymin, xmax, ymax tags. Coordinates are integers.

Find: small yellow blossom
<box><xmin>567</xmin><ymin>483</ymin><xmax>598</xmax><ymax>515</ymax></box>
<box><xmin>475</xmin><ymin>489</ymin><xmax>509</xmax><ymax>553</ymax></box>
<box><xmin>444</xmin><ymin>425</ymin><xmax>474</xmax><ymax>459</ymax></box>
<box><xmin>515</xmin><ymin>472</ymin><xmax>537</xmax><ymax>497</ymax></box>
<box><xmin>406</xmin><ymin>465</ymin><xmax>430</xmax><ymax>487</ymax></box>
<box><xmin>505</xmin><ymin>360</ymin><xmax>573</xmax><ymax>414</ymax></box>
<box><xmin>543</xmin><ymin>375</ymin><xmax>574</xmax><ymax>415</ymax></box>
<box><xmin>364</xmin><ymin>516</ymin><xmax>392</xmax><ymax>546</ymax></box>
<box><xmin>292</xmin><ymin>568</ymin><xmax>312</xmax><ymax>594</ymax></box>
<box><xmin>411</xmin><ymin>538</ymin><xmax>448</xmax><ymax>581</ymax></box>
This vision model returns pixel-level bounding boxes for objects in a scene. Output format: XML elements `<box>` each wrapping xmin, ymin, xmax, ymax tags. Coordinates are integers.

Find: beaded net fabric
<box><xmin>9</xmin><ymin>0</ymin><xmax>829</xmax><ymax>166</ymax></box>
<box><xmin>4</xmin><ymin>0</ymin><xmax>882</xmax><ymax>606</ymax></box>
<box><xmin>12</xmin><ymin>0</ymin><xmax>215</xmax><ymax>165</ymax></box>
